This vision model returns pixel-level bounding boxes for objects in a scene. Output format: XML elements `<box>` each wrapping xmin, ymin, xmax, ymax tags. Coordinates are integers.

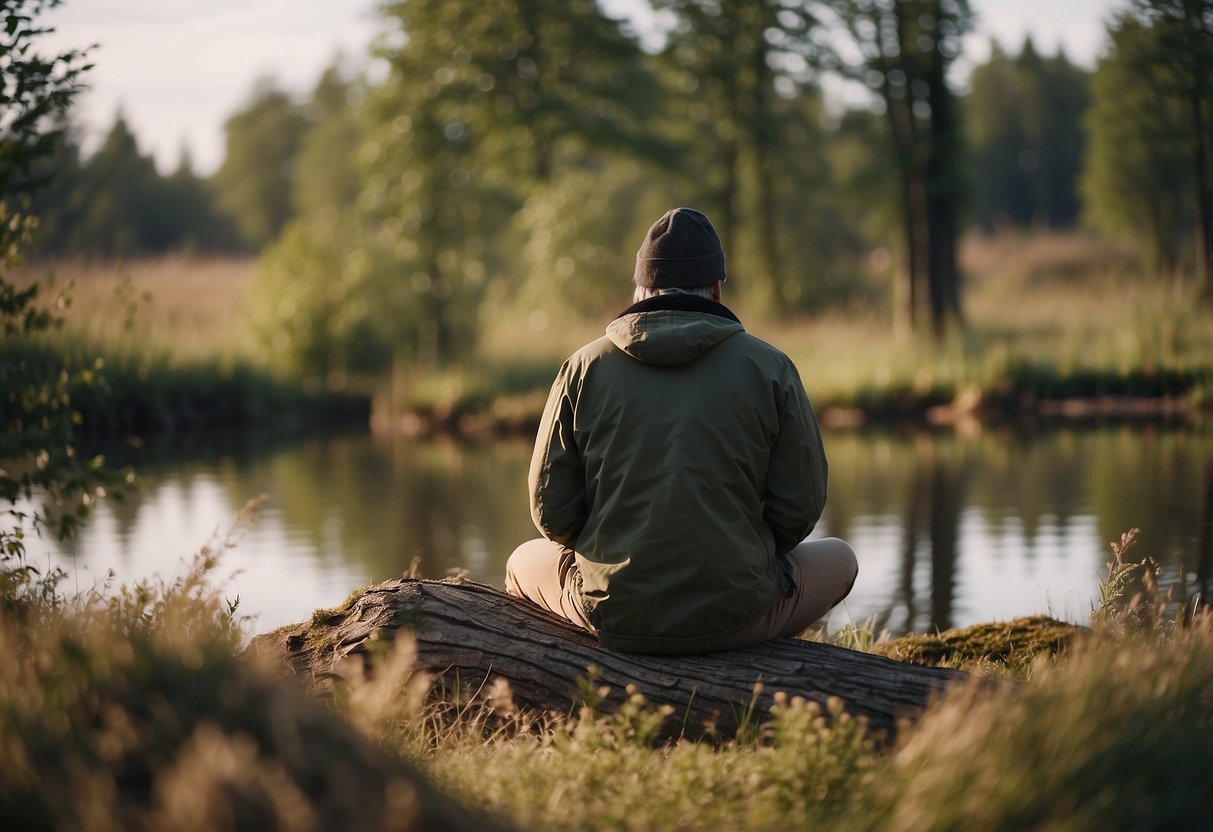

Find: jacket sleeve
<box><xmin>528</xmin><ymin>360</ymin><xmax>587</xmax><ymax>546</ymax></box>
<box><xmin>763</xmin><ymin>360</ymin><xmax>828</xmax><ymax>555</ymax></box>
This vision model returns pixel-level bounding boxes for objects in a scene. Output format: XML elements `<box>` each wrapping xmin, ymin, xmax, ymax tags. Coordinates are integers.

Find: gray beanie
<box><xmin>633</xmin><ymin>207</ymin><xmax>727</xmax><ymax>289</ymax></box>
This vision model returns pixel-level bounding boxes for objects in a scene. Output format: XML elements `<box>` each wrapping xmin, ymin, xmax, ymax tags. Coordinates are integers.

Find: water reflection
<box><xmin>38</xmin><ymin>425</ymin><xmax>1213</xmax><ymax>635</ymax></box>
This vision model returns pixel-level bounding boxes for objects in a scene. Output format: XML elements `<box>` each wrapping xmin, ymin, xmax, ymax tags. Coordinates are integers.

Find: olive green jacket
<box><xmin>528</xmin><ymin>294</ymin><xmax>827</xmax><ymax>653</ymax></box>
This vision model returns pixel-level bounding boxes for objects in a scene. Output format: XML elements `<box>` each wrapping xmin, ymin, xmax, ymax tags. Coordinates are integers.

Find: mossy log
<box><xmin>251</xmin><ymin>578</ymin><xmax>971</xmax><ymax>743</ymax></box>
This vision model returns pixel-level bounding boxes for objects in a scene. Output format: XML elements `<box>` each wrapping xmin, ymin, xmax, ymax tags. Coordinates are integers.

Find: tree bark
<box><xmin>882</xmin><ymin>1</ymin><xmax>925</xmax><ymax>330</ymax></box>
<box><xmin>1189</xmin><ymin>47</ymin><xmax>1213</xmax><ymax>294</ymax></box>
<box><xmin>749</xmin><ymin>20</ymin><xmax>784</xmax><ymax>305</ymax></box>
<box><xmin>924</xmin><ymin>0</ymin><xmax>963</xmax><ymax>336</ymax></box>
<box><xmin>251</xmin><ymin>578</ymin><xmax>971</xmax><ymax>744</ymax></box>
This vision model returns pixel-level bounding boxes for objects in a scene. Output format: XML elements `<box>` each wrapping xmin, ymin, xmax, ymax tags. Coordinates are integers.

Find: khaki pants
<box><xmin>504</xmin><ymin>537</ymin><xmax>858</xmax><ymax>651</ymax></box>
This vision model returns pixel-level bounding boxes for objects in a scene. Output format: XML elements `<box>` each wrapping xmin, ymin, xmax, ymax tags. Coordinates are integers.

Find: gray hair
<box><xmin>632</xmin><ymin>284</ymin><xmax>718</xmax><ymax>304</ymax></box>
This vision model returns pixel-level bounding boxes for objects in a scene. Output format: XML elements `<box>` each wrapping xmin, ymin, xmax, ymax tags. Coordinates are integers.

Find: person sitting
<box><xmin>506</xmin><ymin>207</ymin><xmax>857</xmax><ymax>654</ymax></box>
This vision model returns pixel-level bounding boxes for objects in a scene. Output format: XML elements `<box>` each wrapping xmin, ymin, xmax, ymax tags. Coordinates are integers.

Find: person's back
<box><xmin>507</xmin><ymin>208</ymin><xmax>856</xmax><ymax>654</ymax></box>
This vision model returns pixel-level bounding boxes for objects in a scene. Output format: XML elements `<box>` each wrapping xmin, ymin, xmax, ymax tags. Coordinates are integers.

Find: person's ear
<box><xmin>711</xmin><ymin>282</ymin><xmax>721</xmax><ymax>303</ymax></box>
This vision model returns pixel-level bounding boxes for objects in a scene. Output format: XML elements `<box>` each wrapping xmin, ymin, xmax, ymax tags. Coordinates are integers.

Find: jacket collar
<box><xmin>615</xmin><ymin>293</ymin><xmax>742</xmax><ymax>325</ymax></box>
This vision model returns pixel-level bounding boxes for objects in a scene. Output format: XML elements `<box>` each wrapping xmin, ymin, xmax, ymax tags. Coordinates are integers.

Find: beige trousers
<box><xmin>504</xmin><ymin>537</ymin><xmax>858</xmax><ymax>651</ymax></box>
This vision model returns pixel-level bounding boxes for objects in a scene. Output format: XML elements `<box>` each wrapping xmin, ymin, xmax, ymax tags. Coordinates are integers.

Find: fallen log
<box><xmin>250</xmin><ymin>578</ymin><xmax>970</xmax><ymax>743</ymax></box>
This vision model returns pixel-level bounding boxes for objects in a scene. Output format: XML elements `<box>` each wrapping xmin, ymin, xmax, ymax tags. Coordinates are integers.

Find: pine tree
<box><xmin>68</xmin><ymin>113</ymin><xmax>167</xmax><ymax>256</ymax></box>
<box><xmin>211</xmin><ymin>79</ymin><xmax>308</xmax><ymax>248</ymax></box>
<box><xmin>967</xmin><ymin>38</ymin><xmax>1090</xmax><ymax>229</ymax></box>
<box><xmin>1085</xmin><ymin>1</ymin><xmax>1213</xmax><ymax>285</ymax></box>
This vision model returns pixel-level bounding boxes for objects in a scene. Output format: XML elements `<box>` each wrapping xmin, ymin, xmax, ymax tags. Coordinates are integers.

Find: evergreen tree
<box><xmin>211</xmin><ymin>79</ymin><xmax>308</xmax><ymax>249</ymax></box>
<box><xmin>1082</xmin><ymin>14</ymin><xmax>1196</xmax><ymax>272</ymax></box>
<box><xmin>162</xmin><ymin>146</ymin><xmax>238</xmax><ymax>252</ymax></box>
<box><xmin>25</xmin><ymin>118</ymin><xmax>85</xmax><ymax>255</ymax></box>
<box><xmin>967</xmin><ymin>38</ymin><xmax>1089</xmax><ymax>229</ymax></box>
<box><xmin>1083</xmin><ymin>1</ymin><xmax>1212</xmax><ymax>284</ymax></box>
<box><xmin>27</xmin><ymin>127</ymin><xmax>237</xmax><ymax>258</ymax></box>
<box><xmin>65</xmin><ymin>113</ymin><xmax>169</xmax><ymax>256</ymax></box>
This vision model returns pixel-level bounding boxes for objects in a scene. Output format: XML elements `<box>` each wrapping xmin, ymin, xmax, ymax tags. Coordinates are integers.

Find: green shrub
<box><xmin>0</xmin><ymin>551</ymin><xmax>495</xmax><ymax>832</ymax></box>
<box><xmin>861</xmin><ymin>620</ymin><xmax>1213</xmax><ymax>831</ymax></box>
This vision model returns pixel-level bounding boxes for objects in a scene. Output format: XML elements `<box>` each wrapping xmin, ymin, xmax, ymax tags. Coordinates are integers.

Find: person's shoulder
<box><xmin>730</xmin><ymin>331</ymin><xmax>798</xmax><ymax>370</ymax></box>
<box><xmin>558</xmin><ymin>335</ymin><xmax>617</xmax><ymax>376</ymax></box>
<box><xmin>570</xmin><ymin>334</ymin><xmax>615</xmax><ymax>362</ymax></box>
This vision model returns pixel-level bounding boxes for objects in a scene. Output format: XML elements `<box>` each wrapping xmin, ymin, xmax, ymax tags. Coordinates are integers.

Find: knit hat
<box><xmin>633</xmin><ymin>207</ymin><xmax>727</xmax><ymax>289</ymax></box>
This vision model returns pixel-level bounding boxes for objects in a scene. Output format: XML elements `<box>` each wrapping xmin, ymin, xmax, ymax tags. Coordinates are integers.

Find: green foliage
<box><xmin>0</xmin><ymin>560</ymin><xmax>488</xmax><ymax>832</ymax></box>
<box><xmin>211</xmin><ymin>79</ymin><xmax>309</xmax><ymax>249</ymax></box>
<box><xmin>26</xmin><ymin>117</ymin><xmax>238</xmax><ymax>257</ymax></box>
<box><xmin>1082</xmin><ymin>14</ymin><xmax>1198</xmax><ymax>270</ymax></box>
<box><xmin>967</xmin><ymin>38</ymin><xmax>1090</xmax><ymax>229</ymax></box>
<box><xmin>0</xmin><ymin>0</ymin><xmax>120</xmax><ymax>603</ymax></box>
<box><xmin>511</xmin><ymin>156</ymin><xmax>665</xmax><ymax>314</ymax></box>
<box><xmin>251</xmin><ymin>214</ymin><xmax>395</xmax><ymax>384</ymax></box>
<box><xmin>839</xmin><ymin>0</ymin><xmax>974</xmax><ymax>333</ymax></box>
<box><xmin>0</xmin><ymin>0</ymin><xmax>92</xmax><ymax>202</ymax></box>
<box><xmin>863</xmin><ymin>620</ymin><xmax>1213</xmax><ymax>831</ymax></box>
<box><xmin>412</xmin><ymin>684</ymin><xmax>875</xmax><ymax>831</ymax></box>
<box><xmin>656</xmin><ymin>0</ymin><xmax>853</xmax><ymax>310</ymax></box>
<box><xmin>292</xmin><ymin>62</ymin><xmax>363</xmax><ymax>222</ymax></box>
<box><xmin>360</xmin><ymin>0</ymin><xmax>668</xmax><ymax>364</ymax></box>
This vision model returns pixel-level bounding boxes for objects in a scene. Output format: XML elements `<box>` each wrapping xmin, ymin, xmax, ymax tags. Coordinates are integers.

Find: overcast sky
<box><xmin>42</xmin><ymin>0</ymin><xmax>1124</xmax><ymax>175</ymax></box>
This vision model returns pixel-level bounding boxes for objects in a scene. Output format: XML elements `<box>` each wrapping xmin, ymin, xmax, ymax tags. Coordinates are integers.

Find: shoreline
<box><xmin>374</xmin><ymin>389</ymin><xmax>1202</xmax><ymax>440</ymax></box>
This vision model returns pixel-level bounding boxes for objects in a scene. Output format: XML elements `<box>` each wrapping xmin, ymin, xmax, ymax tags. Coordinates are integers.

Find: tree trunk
<box><xmin>251</xmin><ymin>578</ymin><xmax>971</xmax><ymax>745</ymax></box>
<box><xmin>1190</xmin><ymin>63</ymin><xmax>1213</xmax><ymax>294</ymax></box>
<box><xmin>883</xmin><ymin>0</ymin><xmax>925</xmax><ymax>330</ymax></box>
<box><xmin>749</xmin><ymin>29</ymin><xmax>783</xmax><ymax>305</ymax></box>
<box><xmin>925</xmin><ymin>1</ymin><xmax>962</xmax><ymax>337</ymax></box>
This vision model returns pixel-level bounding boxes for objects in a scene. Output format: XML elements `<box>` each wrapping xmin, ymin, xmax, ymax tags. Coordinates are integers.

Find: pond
<box><xmin>29</xmin><ymin>425</ymin><xmax>1213</xmax><ymax>636</ymax></box>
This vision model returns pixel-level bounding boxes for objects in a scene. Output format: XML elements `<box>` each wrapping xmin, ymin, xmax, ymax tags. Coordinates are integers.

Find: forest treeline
<box><xmin>27</xmin><ymin>0</ymin><xmax>1213</xmax><ymax>376</ymax></box>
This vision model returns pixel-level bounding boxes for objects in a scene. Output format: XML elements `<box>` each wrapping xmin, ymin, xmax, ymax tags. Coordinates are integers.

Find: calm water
<box><xmin>29</xmin><ymin>425</ymin><xmax>1213</xmax><ymax>636</ymax></box>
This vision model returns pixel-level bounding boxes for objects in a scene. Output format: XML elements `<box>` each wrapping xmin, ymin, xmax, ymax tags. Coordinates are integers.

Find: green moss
<box><xmin>875</xmin><ymin>615</ymin><xmax>1086</xmax><ymax>675</ymax></box>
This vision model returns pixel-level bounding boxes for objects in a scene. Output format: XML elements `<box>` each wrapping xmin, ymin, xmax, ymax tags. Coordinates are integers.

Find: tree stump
<box><xmin>250</xmin><ymin>578</ymin><xmax>971</xmax><ymax>743</ymax></box>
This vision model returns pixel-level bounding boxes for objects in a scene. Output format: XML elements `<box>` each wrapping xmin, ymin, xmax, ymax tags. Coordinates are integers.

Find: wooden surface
<box><xmin>251</xmin><ymin>578</ymin><xmax>971</xmax><ymax>742</ymax></box>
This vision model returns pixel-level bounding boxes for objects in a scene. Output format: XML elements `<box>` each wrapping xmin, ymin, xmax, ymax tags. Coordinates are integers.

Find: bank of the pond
<box><xmin>375</xmin><ymin>362</ymin><xmax>1207</xmax><ymax>438</ymax></box>
<box><xmin>4</xmin><ymin>336</ymin><xmax>371</xmax><ymax>435</ymax></box>
<box><xmin>8</xmin><ymin>335</ymin><xmax>1201</xmax><ymax>440</ymax></box>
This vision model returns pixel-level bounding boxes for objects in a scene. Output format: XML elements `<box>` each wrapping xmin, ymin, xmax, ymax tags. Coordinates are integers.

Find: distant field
<box><xmin>758</xmin><ymin>233</ymin><xmax>1209</xmax><ymax>416</ymax></box>
<box><xmin>10</xmin><ymin>256</ymin><xmax>260</xmax><ymax>362</ymax></box>
<box><xmin>5</xmin><ymin>256</ymin><xmax>370</xmax><ymax>433</ymax></box>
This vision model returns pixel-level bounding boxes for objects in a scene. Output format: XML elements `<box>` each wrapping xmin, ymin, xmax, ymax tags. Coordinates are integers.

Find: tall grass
<box><xmin>3</xmin><ymin>520</ymin><xmax>1211</xmax><ymax>830</ymax></box>
<box><xmin>405</xmin><ymin>231</ymin><xmax>1213</xmax><ymax>426</ymax></box>
<box><xmin>0</xmin><ymin>506</ymin><xmax>496</xmax><ymax>832</ymax></box>
<box><xmin>5</xmin><ymin>257</ymin><xmax>369</xmax><ymax>432</ymax></box>
<box><xmin>9</xmin><ymin>256</ymin><xmax>260</xmax><ymax>361</ymax></box>
<box><xmin>12</xmin><ymin>233</ymin><xmax>1213</xmax><ymax>433</ymax></box>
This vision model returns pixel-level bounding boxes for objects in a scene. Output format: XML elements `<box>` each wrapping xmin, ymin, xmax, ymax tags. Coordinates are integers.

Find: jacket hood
<box><xmin>606</xmin><ymin>294</ymin><xmax>744</xmax><ymax>367</ymax></box>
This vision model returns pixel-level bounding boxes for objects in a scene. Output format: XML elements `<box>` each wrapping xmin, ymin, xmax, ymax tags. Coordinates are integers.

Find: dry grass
<box><xmin>10</xmin><ymin>256</ymin><xmax>260</xmax><ymax>361</ymax></box>
<box><xmin>10</xmin><ymin>232</ymin><xmax>1211</xmax><ymax>424</ymax></box>
<box><xmin>3</xmin><ymin>515</ymin><xmax>1209</xmax><ymax>831</ymax></box>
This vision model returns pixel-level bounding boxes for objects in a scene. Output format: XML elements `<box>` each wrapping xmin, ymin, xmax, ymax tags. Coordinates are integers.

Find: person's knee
<box><xmin>815</xmin><ymin>538</ymin><xmax>857</xmax><ymax>605</ymax></box>
<box><xmin>504</xmin><ymin>542</ymin><xmax>531</xmax><ymax>596</ymax></box>
<box><xmin>829</xmin><ymin>538</ymin><xmax>858</xmax><ymax>584</ymax></box>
